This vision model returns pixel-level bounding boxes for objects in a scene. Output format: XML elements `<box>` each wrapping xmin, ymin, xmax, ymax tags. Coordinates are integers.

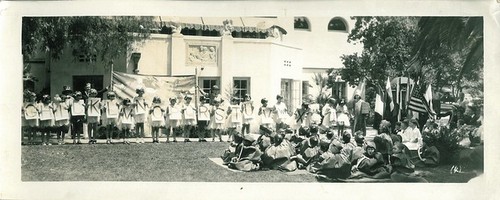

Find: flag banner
<box><xmin>71</xmin><ymin>100</ymin><xmax>86</xmax><ymax>116</ymax></box>
<box><xmin>87</xmin><ymin>98</ymin><xmax>101</xmax><ymax>117</ymax></box>
<box><xmin>198</xmin><ymin>103</ymin><xmax>211</xmax><ymax>121</ymax></box>
<box><xmin>440</xmin><ymin>103</ymin><xmax>456</xmax><ymax>116</ymax></box>
<box><xmin>24</xmin><ymin>104</ymin><xmax>39</xmax><ymax>120</ymax></box>
<box><xmin>229</xmin><ymin>105</ymin><xmax>242</xmax><ymax>123</ymax></box>
<box><xmin>385</xmin><ymin>77</ymin><xmax>395</xmax><ymax>111</ymax></box>
<box><xmin>150</xmin><ymin>105</ymin><xmax>164</xmax><ymax>121</ymax></box>
<box><xmin>374</xmin><ymin>93</ymin><xmax>384</xmax><ymax>115</ymax></box>
<box><xmin>424</xmin><ymin>84</ymin><xmax>436</xmax><ymax>115</ymax></box>
<box><xmin>112</xmin><ymin>71</ymin><xmax>195</xmax><ymax>105</ymax></box>
<box><xmin>54</xmin><ymin>104</ymin><xmax>69</xmax><ymax>121</ymax></box>
<box><xmin>242</xmin><ymin>102</ymin><xmax>254</xmax><ymax>119</ymax></box>
<box><xmin>408</xmin><ymin>83</ymin><xmax>433</xmax><ymax>115</ymax></box>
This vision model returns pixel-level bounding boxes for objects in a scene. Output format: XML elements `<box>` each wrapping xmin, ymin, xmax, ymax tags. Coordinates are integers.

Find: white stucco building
<box><xmin>25</xmin><ymin>16</ymin><xmax>362</xmax><ymax>133</ymax></box>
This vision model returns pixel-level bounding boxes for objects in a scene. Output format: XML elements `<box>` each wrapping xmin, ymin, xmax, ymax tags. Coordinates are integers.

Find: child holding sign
<box><xmin>86</xmin><ymin>89</ymin><xmax>101</xmax><ymax>144</ymax></box>
<box><xmin>22</xmin><ymin>91</ymin><xmax>39</xmax><ymax>145</ymax></box>
<box><xmin>53</xmin><ymin>94</ymin><xmax>70</xmax><ymax>145</ymax></box>
<box><xmin>321</xmin><ymin>98</ymin><xmax>337</xmax><ymax>131</ymax></box>
<box><xmin>69</xmin><ymin>91</ymin><xmax>86</xmax><ymax>144</ymax></box>
<box><xmin>102</xmin><ymin>91</ymin><xmax>120</xmax><ymax>144</ymax></box>
<box><xmin>226</xmin><ymin>97</ymin><xmax>242</xmax><ymax>142</ymax></box>
<box><xmin>258</xmin><ymin>98</ymin><xmax>273</xmax><ymax>129</ymax></box>
<box><xmin>197</xmin><ymin>95</ymin><xmax>211</xmax><ymax>142</ymax></box>
<box><xmin>133</xmin><ymin>88</ymin><xmax>148</xmax><ymax>144</ymax></box>
<box><xmin>38</xmin><ymin>95</ymin><xmax>55</xmax><ymax>145</ymax></box>
<box><xmin>182</xmin><ymin>95</ymin><xmax>196</xmax><ymax>143</ymax></box>
<box><xmin>273</xmin><ymin>95</ymin><xmax>289</xmax><ymax>130</ymax></box>
<box><xmin>120</xmin><ymin>98</ymin><xmax>135</xmax><ymax>144</ymax></box>
<box><xmin>240</xmin><ymin>94</ymin><xmax>254</xmax><ymax>135</ymax></box>
<box><xmin>166</xmin><ymin>97</ymin><xmax>182</xmax><ymax>143</ymax></box>
<box><xmin>149</xmin><ymin>96</ymin><xmax>165</xmax><ymax>143</ymax></box>
<box><xmin>210</xmin><ymin>98</ymin><xmax>225</xmax><ymax>142</ymax></box>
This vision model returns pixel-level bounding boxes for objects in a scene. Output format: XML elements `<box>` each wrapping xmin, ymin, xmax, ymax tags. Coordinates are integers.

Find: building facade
<box><xmin>26</xmin><ymin>16</ymin><xmax>362</xmax><ymax>133</ymax></box>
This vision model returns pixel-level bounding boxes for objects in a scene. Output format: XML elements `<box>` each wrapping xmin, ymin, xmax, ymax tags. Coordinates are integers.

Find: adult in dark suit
<box><xmin>351</xmin><ymin>94</ymin><xmax>370</xmax><ymax>136</ymax></box>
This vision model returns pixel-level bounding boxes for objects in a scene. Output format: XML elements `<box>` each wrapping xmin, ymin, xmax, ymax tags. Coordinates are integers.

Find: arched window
<box><xmin>328</xmin><ymin>17</ymin><xmax>347</xmax><ymax>32</ymax></box>
<box><xmin>294</xmin><ymin>17</ymin><xmax>310</xmax><ymax>31</ymax></box>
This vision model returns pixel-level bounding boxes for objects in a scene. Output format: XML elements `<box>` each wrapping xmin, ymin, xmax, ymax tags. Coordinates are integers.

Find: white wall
<box><xmin>129</xmin><ymin>34</ymin><xmax>171</xmax><ymax>76</ymax></box>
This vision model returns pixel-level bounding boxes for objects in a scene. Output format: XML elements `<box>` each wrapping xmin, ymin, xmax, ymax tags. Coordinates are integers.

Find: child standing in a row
<box><xmin>182</xmin><ymin>95</ymin><xmax>197</xmax><ymax>142</ymax></box>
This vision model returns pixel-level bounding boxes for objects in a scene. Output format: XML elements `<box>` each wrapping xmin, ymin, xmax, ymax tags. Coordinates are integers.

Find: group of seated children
<box><xmin>220</xmin><ymin>121</ymin><xmax>430</xmax><ymax>182</ymax></box>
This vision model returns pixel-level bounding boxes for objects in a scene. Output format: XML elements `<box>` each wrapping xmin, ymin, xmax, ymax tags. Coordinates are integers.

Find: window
<box><xmin>332</xmin><ymin>81</ymin><xmax>347</xmax><ymax>101</ymax></box>
<box><xmin>328</xmin><ymin>17</ymin><xmax>347</xmax><ymax>31</ymax></box>
<box><xmin>302</xmin><ymin>81</ymin><xmax>310</xmax><ymax>97</ymax></box>
<box><xmin>78</xmin><ymin>54</ymin><xmax>97</xmax><ymax>63</ymax></box>
<box><xmin>73</xmin><ymin>75</ymin><xmax>104</xmax><ymax>95</ymax></box>
<box><xmin>294</xmin><ymin>17</ymin><xmax>310</xmax><ymax>30</ymax></box>
<box><xmin>199</xmin><ymin>77</ymin><xmax>220</xmax><ymax>95</ymax></box>
<box><xmin>233</xmin><ymin>78</ymin><xmax>250</xmax><ymax>99</ymax></box>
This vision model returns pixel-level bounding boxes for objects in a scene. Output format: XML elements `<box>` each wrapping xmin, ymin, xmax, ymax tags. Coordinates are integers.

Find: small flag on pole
<box><xmin>408</xmin><ymin>82</ymin><xmax>435</xmax><ymax>116</ymax></box>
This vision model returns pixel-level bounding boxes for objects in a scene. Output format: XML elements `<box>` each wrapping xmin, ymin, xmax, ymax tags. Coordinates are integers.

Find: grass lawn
<box><xmin>21</xmin><ymin>141</ymin><xmax>479</xmax><ymax>182</ymax></box>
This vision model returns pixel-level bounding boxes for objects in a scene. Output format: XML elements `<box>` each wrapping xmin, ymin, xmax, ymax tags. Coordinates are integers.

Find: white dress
<box><xmin>210</xmin><ymin>106</ymin><xmax>226</xmax><ymax>130</ymax></box>
<box><xmin>38</xmin><ymin>103</ymin><xmax>55</xmax><ymax>127</ymax></box>
<box><xmin>120</xmin><ymin>106</ymin><xmax>135</xmax><ymax>130</ymax></box>
<box><xmin>22</xmin><ymin>102</ymin><xmax>39</xmax><ymax>127</ymax></box>
<box><xmin>149</xmin><ymin>103</ymin><xmax>165</xmax><ymax>127</ymax></box>
<box><xmin>182</xmin><ymin>102</ymin><xmax>197</xmax><ymax>126</ymax></box>
<box><xmin>53</xmin><ymin>102</ymin><xmax>70</xmax><ymax>126</ymax></box>
<box><xmin>273</xmin><ymin>102</ymin><xmax>289</xmax><ymax>124</ymax></box>
<box><xmin>133</xmin><ymin>96</ymin><xmax>148</xmax><ymax>123</ymax></box>
<box><xmin>336</xmin><ymin>105</ymin><xmax>350</xmax><ymax>127</ymax></box>
<box><xmin>102</xmin><ymin>100</ymin><xmax>120</xmax><ymax>126</ymax></box>
<box><xmin>166</xmin><ymin>104</ymin><xmax>182</xmax><ymax>128</ymax></box>
<box><xmin>321</xmin><ymin>104</ymin><xmax>337</xmax><ymax>128</ymax></box>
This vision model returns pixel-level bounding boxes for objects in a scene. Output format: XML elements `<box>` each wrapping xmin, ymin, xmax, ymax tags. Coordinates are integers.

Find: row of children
<box><xmin>21</xmin><ymin>82</ymin><xmax>355</xmax><ymax>145</ymax></box>
<box><xmin>220</xmin><ymin>123</ymin><xmax>429</xmax><ymax>182</ymax></box>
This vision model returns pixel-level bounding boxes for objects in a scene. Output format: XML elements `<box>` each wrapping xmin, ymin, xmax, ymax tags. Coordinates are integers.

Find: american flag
<box><xmin>408</xmin><ymin>82</ymin><xmax>434</xmax><ymax>115</ymax></box>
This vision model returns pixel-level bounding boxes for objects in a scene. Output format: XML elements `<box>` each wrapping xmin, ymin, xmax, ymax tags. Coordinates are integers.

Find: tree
<box><xmin>22</xmin><ymin>16</ymin><xmax>157</xmax><ymax>66</ymax></box>
<box><xmin>411</xmin><ymin>17</ymin><xmax>483</xmax><ymax>95</ymax></box>
<box><xmin>336</xmin><ymin>17</ymin><xmax>419</xmax><ymax>89</ymax></box>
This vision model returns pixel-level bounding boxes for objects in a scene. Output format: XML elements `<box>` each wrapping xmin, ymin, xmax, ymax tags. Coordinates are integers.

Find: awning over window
<box><xmin>156</xmin><ymin>16</ymin><xmax>286</xmax><ymax>34</ymax></box>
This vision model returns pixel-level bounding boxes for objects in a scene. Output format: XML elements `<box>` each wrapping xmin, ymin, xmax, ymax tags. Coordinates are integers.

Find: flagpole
<box><xmin>110</xmin><ymin>60</ymin><xmax>114</xmax><ymax>91</ymax></box>
<box><xmin>195</xmin><ymin>67</ymin><xmax>199</xmax><ymax>122</ymax></box>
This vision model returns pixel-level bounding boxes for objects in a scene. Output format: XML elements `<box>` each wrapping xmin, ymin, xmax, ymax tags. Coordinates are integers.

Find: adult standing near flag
<box><xmin>351</xmin><ymin>93</ymin><xmax>370</xmax><ymax>136</ymax></box>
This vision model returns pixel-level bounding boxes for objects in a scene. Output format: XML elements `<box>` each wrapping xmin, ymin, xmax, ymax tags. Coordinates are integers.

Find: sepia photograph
<box><xmin>2</xmin><ymin>0</ymin><xmax>500</xmax><ymax>199</ymax></box>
